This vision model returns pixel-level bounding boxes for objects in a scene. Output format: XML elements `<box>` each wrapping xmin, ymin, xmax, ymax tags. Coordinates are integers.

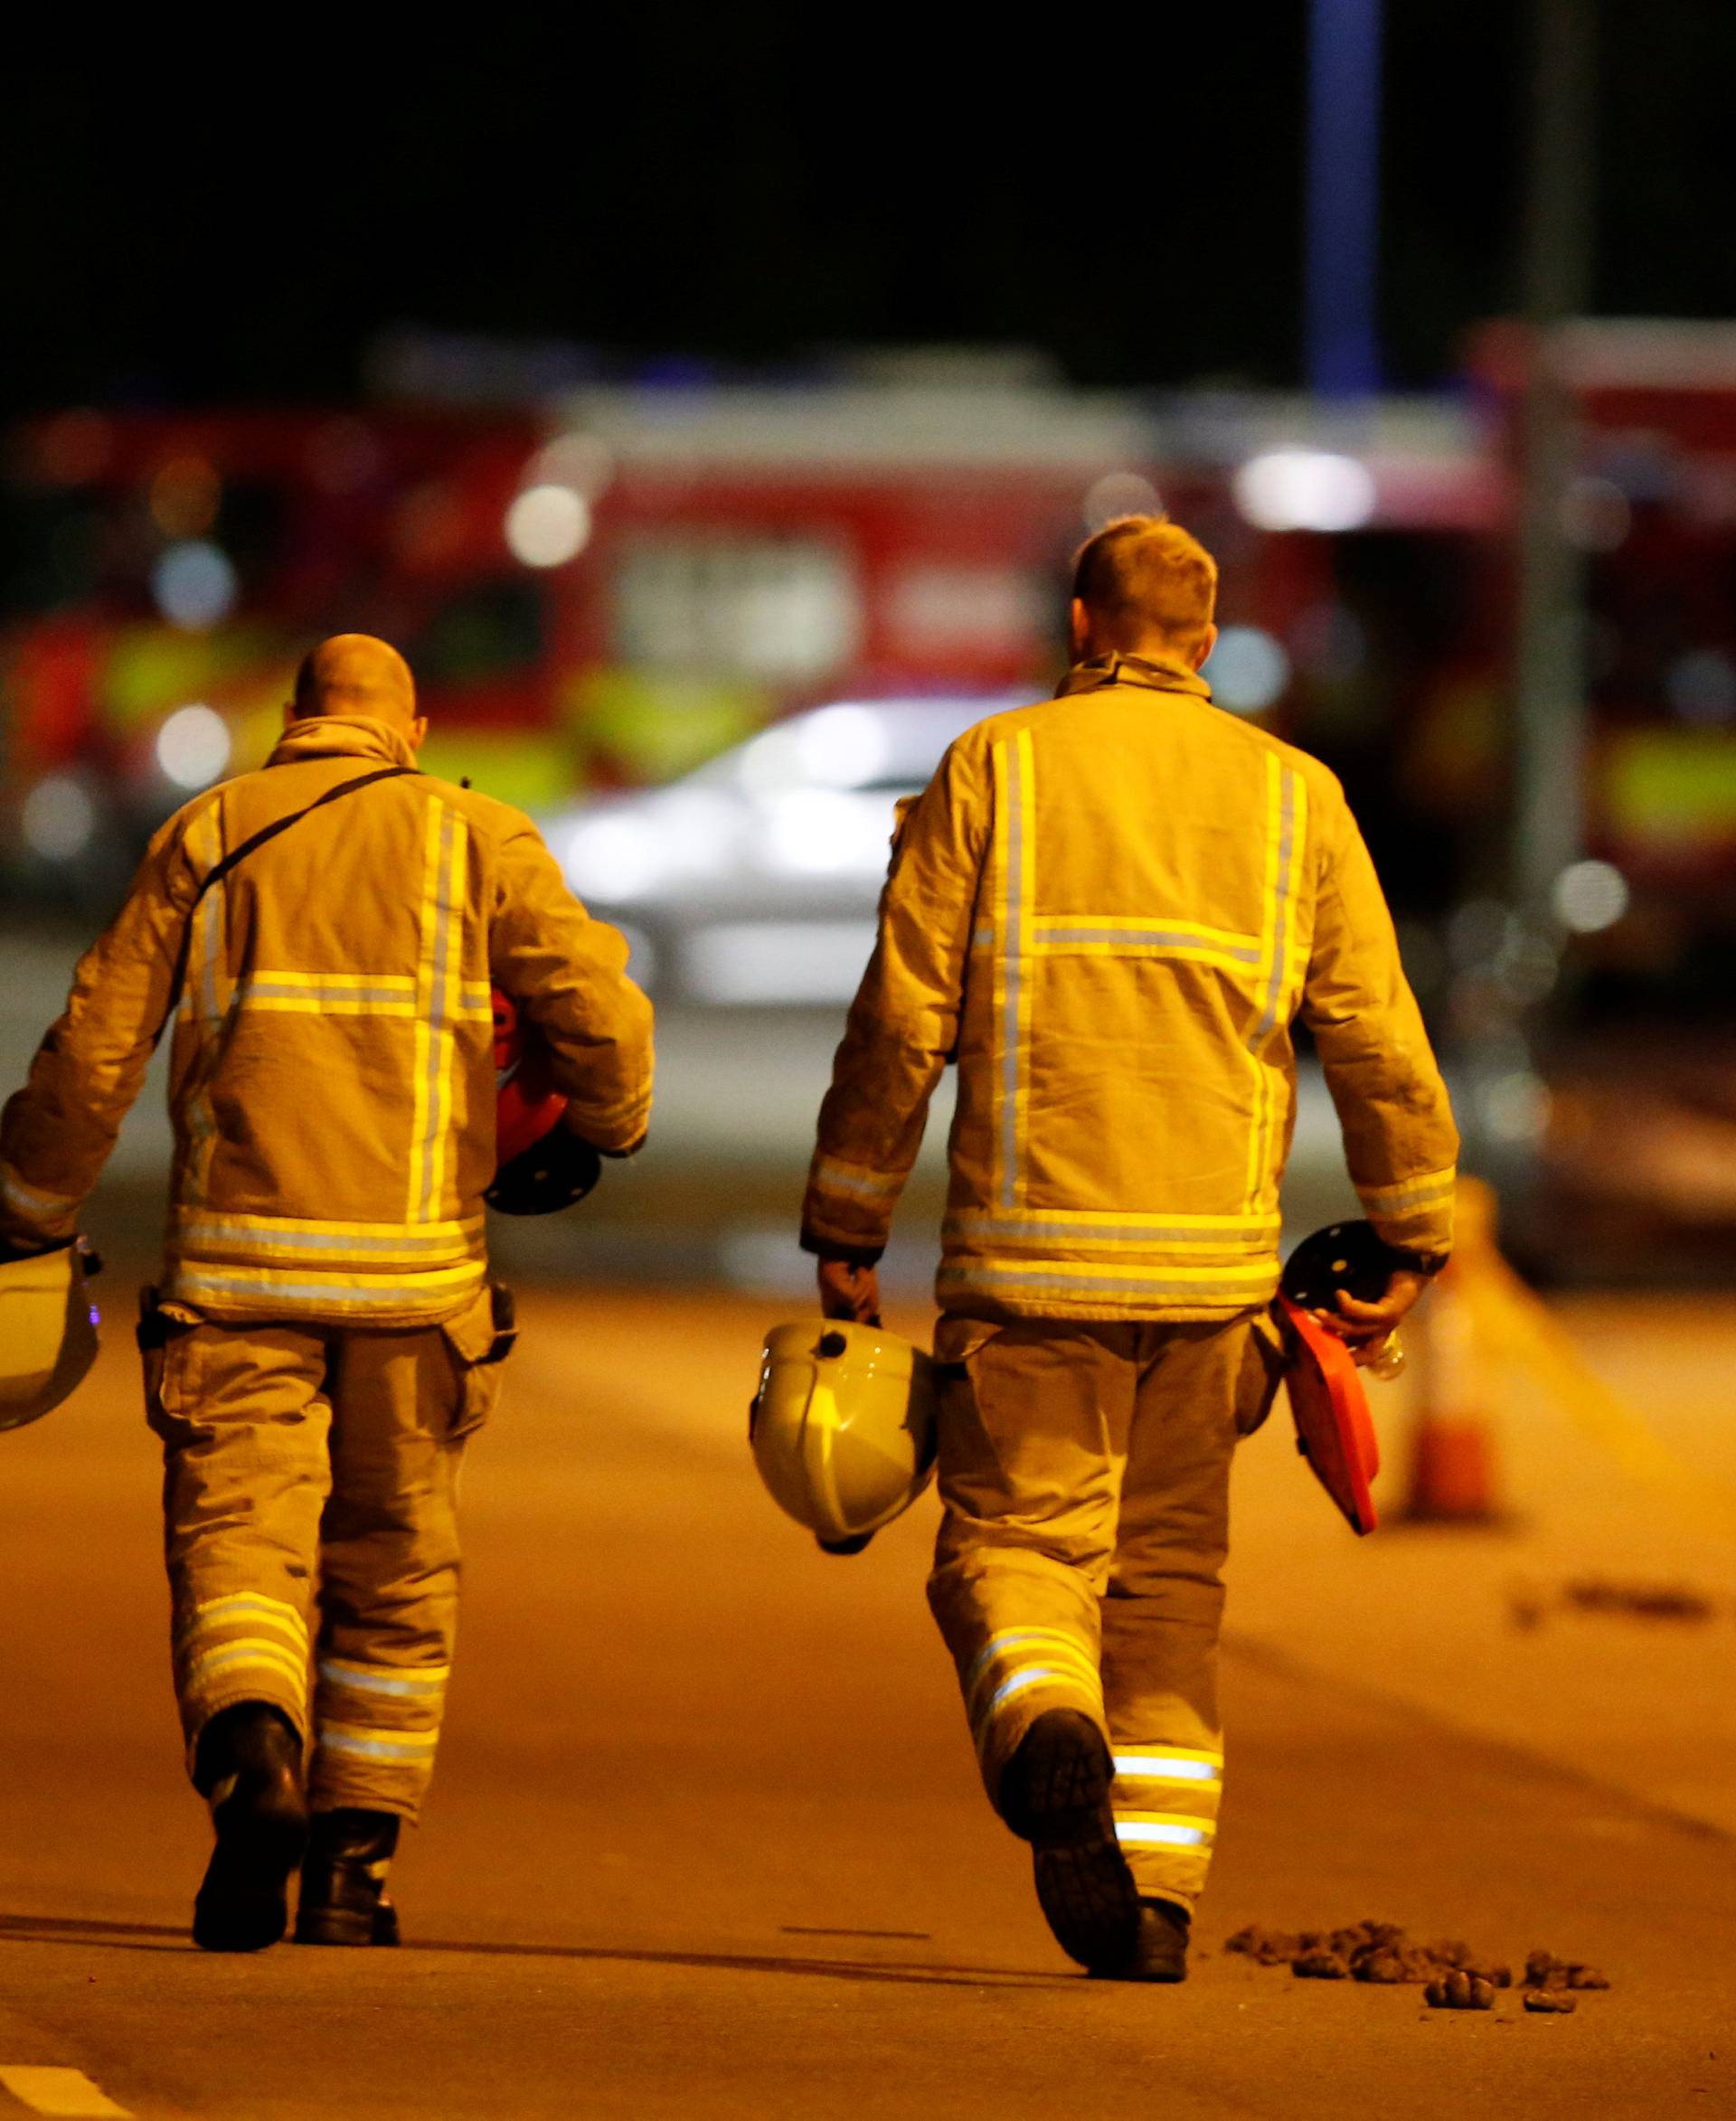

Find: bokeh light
<box><xmin>1206</xmin><ymin>626</ymin><xmax>1291</xmax><ymax>712</ymax></box>
<box><xmin>156</xmin><ymin>704</ymin><xmax>232</xmax><ymax>790</ymax></box>
<box><xmin>1232</xmin><ymin>449</ymin><xmax>1377</xmax><ymax>533</ymax></box>
<box><xmin>152</xmin><ymin>542</ymin><xmax>237</xmax><ymax>630</ymax></box>
<box><xmin>20</xmin><ymin>776</ymin><xmax>97</xmax><ymax>862</ymax></box>
<box><xmin>1552</xmin><ymin>859</ymin><xmax>1630</xmax><ymax>933</ymax></box>
<box><xmin>149</xmin><ymin>457</ymin><xmax>221</xmax><ymax>539</ymax></box>
<box><xmin>1081</xmin><ymin>471</ymin><xmax>1163</xmax><ymax>531</ymax></box>
<box><xmin>505</xmin><ymin>485</ymin><xmax>591</xmax><ymax>568</ymax></box>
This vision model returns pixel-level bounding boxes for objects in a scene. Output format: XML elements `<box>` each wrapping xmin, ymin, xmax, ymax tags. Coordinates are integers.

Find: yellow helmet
<box><xmin>0</xmin><ymin>1242</ymin><xmax>100</xmax><ymax>1434</ymax></box>
<box><xmin>750</xmin><ymin>1319</ymin><xmax>939</xmax><ymax>1553</ymax></box>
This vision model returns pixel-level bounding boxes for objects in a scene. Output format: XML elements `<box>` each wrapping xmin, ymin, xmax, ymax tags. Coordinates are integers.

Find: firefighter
<box><xmin>0</xmin><ymin>635</ymin><xmax>653</xmax><ymax>1952</ymax></box>
<box><xmin>799</xmin><ymin>518</ymin><xmax>1457</xmax><ymax>1982</ymax></box>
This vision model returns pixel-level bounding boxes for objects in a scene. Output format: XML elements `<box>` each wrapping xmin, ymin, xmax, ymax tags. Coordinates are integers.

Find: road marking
<box><xmin>0</xmin><ymin>2067</ymin><xmax>131</xmax><ymax>2117</ymax></box>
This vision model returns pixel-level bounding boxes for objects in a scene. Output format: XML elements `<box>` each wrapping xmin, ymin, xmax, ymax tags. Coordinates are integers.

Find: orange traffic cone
<box><xmin>1401</xmin><ymin>1180</ymin><xmax>1502</xmax><ymax>1524</ymax></box>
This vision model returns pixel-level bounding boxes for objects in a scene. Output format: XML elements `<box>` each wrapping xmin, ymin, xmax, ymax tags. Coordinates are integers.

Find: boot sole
<box><xmin>294</xmin><ymin>1902</ymin><xmax>401</xmax><ymax>1947</ymax></box>
<box><xmin>193</xmin><ymin>1794</ymin><xmax>308</xmax><ymax>1954</ymax></box>
<box><xmin>1001</xmin><ymin>1711</ymin><xmax>1139</xmax><ymax>1972</ymax></box>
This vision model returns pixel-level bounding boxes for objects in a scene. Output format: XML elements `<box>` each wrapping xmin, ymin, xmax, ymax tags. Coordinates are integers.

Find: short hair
<box><xmin>1071</xmin><ymin>515</ymin><xmax>1218</xmax><ymax>646</ymax></box>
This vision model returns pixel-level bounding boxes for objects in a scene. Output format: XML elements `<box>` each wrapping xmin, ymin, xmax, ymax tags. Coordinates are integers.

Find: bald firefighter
<box><xmin>0</xmin><ymin>637</ymin><xmax>653</xmax><ymax>1951</ymax></box>
<box><xmin>801</xmin><ymin>519</ymin><xmax>1457</xmax><ymax>1981</ymax></box>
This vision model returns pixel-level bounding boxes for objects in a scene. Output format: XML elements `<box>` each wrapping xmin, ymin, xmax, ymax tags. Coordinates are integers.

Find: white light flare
<box><xmin>1205</xmin><ymin>626</ymin><xmax>1291</xmax><ymax>713</ymax></box>
<box><xmin>1552</xmin><ymin>860</ymin><xmax>1630</xmax><ymax>934</ymax></box>
<box><xmin>21</xmin><ymin>776</ymin><xmax>97</xmax><ymax>862</ymax></box>
<box><xmin>1232</xmin><ymin>449</ymin><xmax>1377</xmax><ymax>533</ymax></box>
<box><xmin>505</xmin><ymin>484</ymin><xmax>591</xmax><ymax>568</ymax></box>
<box><xmin>156</xmin><ymin>704</ymin><xmax>232</xmax><ymax>790</ymax></box>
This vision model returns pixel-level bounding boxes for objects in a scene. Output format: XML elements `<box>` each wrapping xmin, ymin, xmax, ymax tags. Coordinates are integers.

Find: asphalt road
<box><xmin>1</xmin><ymin>1283</ymin><xmax>1731</xmax><ymax>2121</ymax></box>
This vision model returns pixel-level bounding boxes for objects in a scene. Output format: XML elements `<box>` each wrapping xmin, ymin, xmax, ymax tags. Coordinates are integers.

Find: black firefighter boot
<box><xmin>295</xmin><ymin>1809</ymin><xmax>402</xmax><ymax>1947</ymax></box>
<box><xmin>998</xmin><ymin>1708</ymin><xmax>1142</xmax><ymax>1975</ymax></box>
<box><xmin>192</xmin><ymin>1702</ymin><xmax>309</xmax><ymax>1953</ymax></box>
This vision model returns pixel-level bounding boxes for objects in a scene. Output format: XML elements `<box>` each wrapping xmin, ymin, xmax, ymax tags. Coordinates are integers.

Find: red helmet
<box><xmin>486</xmin><ymin>991</ymin><xmax>599</xmax><ymax>1216</ymax></box>
<box><xmin>491</xmin><ymin>990</ymin><xmax>569</xmax><ymax>1165</ymax></box>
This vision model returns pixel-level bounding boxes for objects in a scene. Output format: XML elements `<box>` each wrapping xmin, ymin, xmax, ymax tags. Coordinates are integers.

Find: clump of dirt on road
<box><xmin>1524</xmin><ymin>1949</ymin><xmax>1609</xmax><ymax>1990</ymax></box>
<box><xmin>1225</xmin><ymin>1921</ymin><xmax>1609</xmax><ymax>2003</ymax></box>
<box><xmin>1507</xmin><ymin>1574</ymin><xmax>1719</xmax><ymax>1630</ymax></box>
<box><xmin>1426</xmin><ymin>1971</ymin><xmax>1496</xmax><ymax>2010</ymax></box>
<box><xmin>1523</xmin><ymin>1990</ymin><xmax>1579</xmax><ymax>2013</ymax></box>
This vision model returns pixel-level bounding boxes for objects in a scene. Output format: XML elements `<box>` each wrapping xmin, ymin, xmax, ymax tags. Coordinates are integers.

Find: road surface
<box><xmin>1</xmin><ymin>1282</ymin><xmax>1731</xmax><ymax>2120</ymax></box>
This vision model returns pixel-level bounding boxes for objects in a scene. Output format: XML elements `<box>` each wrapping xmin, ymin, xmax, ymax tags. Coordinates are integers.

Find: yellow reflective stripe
<box><xmin>429</xmin><ymin>811</ymin><xmax>468</xmax><ymax>1221</ymax></box>
<box><xmin>318</xmin><ymin>1658</ymin><xmax>449</xmax><ymax>1699</ymax></box>
<box><xmin>1033</xmin><ymin>913</ymin><xmax>1260</xmax><ymax>950</ymax></box>
<box><xmin>173</xmin><ymin>1207</ymin><xmax>482</xmax><ymax>1243</ymax></box>
<box><xmin>939</xmin><ymin>1259</ymin><xmax>1277</xmax><ymax>1306</ymax></box>
<box><xmin>182</xmin><ymin>1639</ymin><xmax>309</xmax><ymax>1692</ymax></box>
<box><xmin>408</xmin><ymin>801</ymin><xmax>443</xmax><ymax>1224</ymax></box>
<box><xmin>1243</xmin><ymin>760</ymin><xmax>1304</xmax><ymax>1213</ymax></box>
<box><xmin>965</xmin><ymin>1627</ymin><xmax>1101</xmax><ymax>1724</ymax></box>
<box><xmin>1011</xmin><ymin>731</ymin><xmax>1036</xmax><ymax>1211</ymax></box>
<box><xmin>176</xmin><ymin>1592</ymin><xmax>307</xmax><ymax>1651</ymax></box>
<box><xmin>949</xmin><ymin>1206</ymin><xmax>1279</xmax><ymax>1233</ymax></box>
<box><xmin>175</xmin><ymin>1260</ymin><xmax>485</xmax><ymax>1308</ymax></box>
<box><xmin>180</xmin><ymin>805</ymin><xmax>227</xmax><ymax>1204</ymax></box>
<box><xmin>813</xmin><ymin>1156</ymin><xmax>901</xmax><ymax>1200</ymax></box>
<box><xmin>241</xmin><ymin>971</ymin><xmax>416</xmax><ymax>990</ymax></box>
<box><xmin>1357</xmin><ymin>1166</ymin><xmax>1457</xmax><ymax>1213</ymax></box>
<box><xmin>460</xmin><ymin>981</ymin><xmax>494</xmax><ymax>1019</ymax></box>
<box><xmin>949</xmin><ymin>1257</ymin><xmax>1275</xmax><ymax>1285</ymax></box>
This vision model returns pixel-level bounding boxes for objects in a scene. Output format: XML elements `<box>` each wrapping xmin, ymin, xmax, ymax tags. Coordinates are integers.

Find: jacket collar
<box><xmin>1059</xmin><ymin>652</ymin><xmax>1213</xmax><ymax>704</ymax></box>
<box><xmin>265</xmin><ymin>716</ymin><xmax>420</xmax><ymax>772</ymax></box>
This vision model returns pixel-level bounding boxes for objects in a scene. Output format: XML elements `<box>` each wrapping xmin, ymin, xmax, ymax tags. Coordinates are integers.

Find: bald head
<box><xmin>290</xmin><ymin>635</ymin><xmax>420</xmax><ymax>735</ymax></box>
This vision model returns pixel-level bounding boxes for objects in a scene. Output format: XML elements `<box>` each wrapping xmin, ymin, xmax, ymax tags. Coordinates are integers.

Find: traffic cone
<box><xmin>1401</xmin><ymin>1180</ymin><xmax>1502</xmax><ymax>1524</ymax></box>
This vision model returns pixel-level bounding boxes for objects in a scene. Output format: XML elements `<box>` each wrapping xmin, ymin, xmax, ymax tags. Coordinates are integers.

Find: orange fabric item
<box><xmin>1275</xmin><ymin>1294</ymin><xmax>1381</xmax><ymax>1534</ymax></box>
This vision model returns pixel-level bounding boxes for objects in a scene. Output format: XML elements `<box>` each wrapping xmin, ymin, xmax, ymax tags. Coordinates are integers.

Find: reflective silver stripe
<box><xmin>946</xmin><ymin>1216</ymin><xmax>1274</xmax><ymax>1249</ymax></box>
<box><xmin>177</xmin><ymin>1222</ymin><xmax>475</xmax><ymax>1257</ymax></box>
<box><xmin>1041</xmin><ymin>927</ymin><xmax>1262</xmax><ymax>961</ymax></box>
<box><xmin>420</xmin><ymin>807</ymin><xmax>458</xmax><ymax>1222</ymax></box>
<box><xmin>1113</xmin><ymin>1753</ymin><xmax>1221</xmax><ymax>1784</ymax></box>
<box><xmin>316</xmin><ymin>1726</ymin><xmax>439</xmax><ymax>1763</ymax></box>
<box><xmin>1114</xmin><ymin>1822</ymin><xmax>1212</xmax><ymax>1848</ymax></box>
<box><xmin>177</xmin><ymin>1269</ymin><xmax>482</xmax><ymax>1307</ymax></box>
<box><xmin>317</xmin><ymin>1660</ymin><xmax>448</xmax><ymax>1699</ymax></box>
<box><xmin>1</xmin><ymin>1169</ymin><xmax>78</xmax><ymax>1218</ymax></box>
<box><xmin>939</xmin><ymin>1263</ymin><xmax>1275</xmax><ymax>1303</ymax></box>
<box><xmin>1358</xmin><ymin>1171</ymin><xmax>1457</xmax><ymax>1212</ymax></box>
<box><xmin>999</xmin><ymin>738</ymin><xmax>1027</xmax><ymax>1211</ymax></box>
<box><xmin>1249</xmin><ymin>767</ymin><xmax>1297</xmax><ymax>1045</ymax></box>
<box><xmin>813</xmin><ymin>1161</ymin><xmax>901</xmax><ymax>1200</ymax></box>
<box><xmin>237</xmin><ymin>982</ymin><xmax>415</xmax><ymax>1007</ymax></box>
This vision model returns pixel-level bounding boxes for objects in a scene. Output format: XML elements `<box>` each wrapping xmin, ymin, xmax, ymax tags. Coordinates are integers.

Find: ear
<box><xmin>1191</xmin><ymin>622</ymin><xmax>1219</xmax><ymax>673</ymax></box>
<box><xmin>1069</xmin><ymin>598</ymin><xmax>1090</xmax><ymax>656</ymax></box>
<box><xmin>408</xmin><ymin>715</ymin><xmax>429</xmax><ymax>752</ymax></box>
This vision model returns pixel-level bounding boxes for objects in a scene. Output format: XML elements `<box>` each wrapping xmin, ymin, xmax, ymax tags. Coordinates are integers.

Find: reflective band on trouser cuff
<box><xmin>965</xmin><ymin>1626</ymin><xmax>1102</xmax><ymax>1765</ymax></box>
<box><xmin>1114</xmin><ymin>1815</ymin><xmax>1216</xmax><ymax>1849</ymax></box>
<box><xmin>174</xmin><ymin>1593</ymin><xmax>310</xmax><ymax>1721</ymax></box>
<box><xmin>315</xmin><ymin>1724</ymin><xmax>441</xmax><ymax>1764</ymax></box>
<box><xmin>318</xmin><ymin>1657</ymin><xmax>449</xmax><ymax>1702</ymax></box>
<box><xmin>811</xmin><ymin>1157</ymin><xmax>902</xmax><ymax>1202</ymax></box>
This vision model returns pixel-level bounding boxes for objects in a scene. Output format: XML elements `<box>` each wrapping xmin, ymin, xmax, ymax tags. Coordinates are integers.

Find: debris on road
<box><xmin>1227</xmin><ymin>1919</ymin><xmax>1609</xmax><ymax>2012</ymax></box>
<box><xmin>1426</xmin><ymin>1972</ymin><xmax>1496</xmax><ymax>2010</ymax></box>
<box><xmin>1506</xmin><ymin>1574</ymin><xmax>1720</xmax><ymax>1630</ymax></box>
<box><xmin>1524</xmin><ymin>1949</ymin><xmax>1610</xmax><ymax>1990</ymax></box>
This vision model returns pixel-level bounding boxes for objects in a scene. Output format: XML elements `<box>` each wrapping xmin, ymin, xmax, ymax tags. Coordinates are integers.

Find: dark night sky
<box><xmin>6</xmin><ymin>2</ymin><xmax>1734</xmax><ymax>414</ymax></box>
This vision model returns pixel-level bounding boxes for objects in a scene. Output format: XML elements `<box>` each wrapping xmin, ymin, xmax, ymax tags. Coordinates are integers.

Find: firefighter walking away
<box><xmin>800</xmin><ymin>518</ymin><xmax>1457</xmax><ymax>1981</ymax></box>
<box><xmin>0</xmin><ymin>636</ymin><xmax>654</xmax><ymax>1950</ymax></box>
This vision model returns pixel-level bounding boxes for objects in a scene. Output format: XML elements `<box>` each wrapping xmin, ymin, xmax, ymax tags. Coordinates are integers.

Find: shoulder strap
<box><xmin>153</xmin><ymin>765</ymin><xmax>419</xmax><ymax>1049</ymax></box>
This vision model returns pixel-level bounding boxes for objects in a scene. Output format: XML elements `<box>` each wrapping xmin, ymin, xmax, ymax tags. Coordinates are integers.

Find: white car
<box><xmin>545</xmin><ymin>696</ymin><xmax>1017</xmax><ymax>1004</ymax></box>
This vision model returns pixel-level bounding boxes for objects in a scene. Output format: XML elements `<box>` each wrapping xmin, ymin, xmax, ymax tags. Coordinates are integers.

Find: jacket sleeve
<box><xmin>489</xmin><ymin>815</ymin><xmax>654</xmax><ymax>1154</ymax></box>
<box><xmin>1299</xmin><ymin>791</ymin><xmax>1459</xmax><ymax>1261</ymax></box>
<box><xmin>801</xmin><ymin>738</ymin><xmax>989</xmax><ymax>1263</ymax></box>
<box><xmin>0</xmin><ymin>815</ymin><xmax>198</xmax><ymax>1249</ymax></box>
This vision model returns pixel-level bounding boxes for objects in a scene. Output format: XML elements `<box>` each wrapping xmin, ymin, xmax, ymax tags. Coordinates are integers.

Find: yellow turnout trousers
<box><xmin>141</xmin><ymin>1281</ymin><xmax>506</xmax><ymax>1819</ymax></box>
<box><xmin>927</xmin><ymin>1311</ymin><xmax>1280</xmax><ymax>1912</ymax></box>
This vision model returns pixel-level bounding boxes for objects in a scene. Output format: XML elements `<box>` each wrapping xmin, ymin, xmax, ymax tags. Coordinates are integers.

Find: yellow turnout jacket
<box><xmin>0</xmin><ymin>716</ymin><xmax>653</xmax><ymax>1324</ymax></box>
<box><xmin>801</xmin><ymin>654</ymin><xmax>1458</xmax><ymax>1321</ymax></box>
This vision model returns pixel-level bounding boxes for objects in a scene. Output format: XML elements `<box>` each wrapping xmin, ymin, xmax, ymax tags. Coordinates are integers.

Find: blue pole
<box><xmin>1306</xmin><ymin>0</ymin><xmax>1383</xmax><ymax>399</ymax></box>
